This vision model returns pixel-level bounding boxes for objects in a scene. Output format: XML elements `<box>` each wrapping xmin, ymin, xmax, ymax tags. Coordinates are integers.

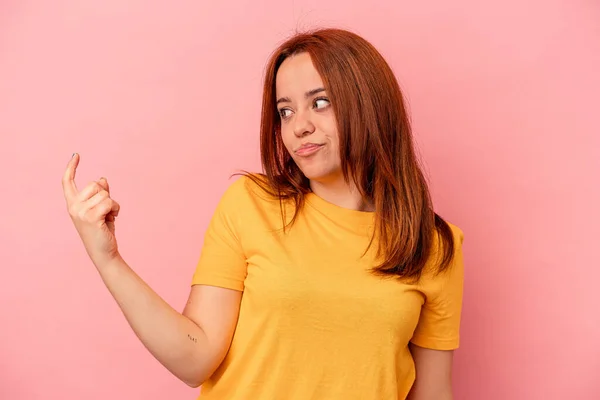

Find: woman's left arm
<box><xmin>406</xmin><ymin>343</ymin><xmax>454</xmax><ymax>400</ymax></box>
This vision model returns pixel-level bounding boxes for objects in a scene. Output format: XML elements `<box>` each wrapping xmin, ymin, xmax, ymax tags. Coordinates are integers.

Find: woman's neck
<box><xmin>309</xmin><ymin>178</ymin><xmax>374</xmax><ymax>212</ymax></box>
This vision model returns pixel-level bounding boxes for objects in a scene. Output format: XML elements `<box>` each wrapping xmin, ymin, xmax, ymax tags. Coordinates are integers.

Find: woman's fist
<box><xmin>62</xmin><ymin>153</ymin><xmax>121</xmax><ymax>268</ymax></box>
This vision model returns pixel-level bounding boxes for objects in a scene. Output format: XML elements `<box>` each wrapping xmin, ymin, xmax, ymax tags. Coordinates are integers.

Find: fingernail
<box><xmin>72</xmin><ymin>153</ymin><xmax>77</xmax><ymax>158</ymax></box>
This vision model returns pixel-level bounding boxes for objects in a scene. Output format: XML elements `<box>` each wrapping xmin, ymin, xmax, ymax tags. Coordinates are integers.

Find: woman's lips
<box><xmin>295</xmin><ymin>143</ymin><xmax>324</xmax><ymax>156</ymax></box>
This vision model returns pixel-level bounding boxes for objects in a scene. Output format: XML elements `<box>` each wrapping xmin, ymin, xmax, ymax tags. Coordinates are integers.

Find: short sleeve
<box><xmin>191</xmin><ymin>178</ymin><xmax>248</xmax><ymax>291</ymax></box>
<box><xmin>410</xmin><ymin>226</ymin><xmax>465</xmax><ymax>350</ymax></box>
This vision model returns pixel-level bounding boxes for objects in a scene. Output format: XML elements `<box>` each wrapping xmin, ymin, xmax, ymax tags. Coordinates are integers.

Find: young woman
<box><xmin>62</xmin><ymin>28</ymin><xmax>464</xmax><ymax>400</ymax></box>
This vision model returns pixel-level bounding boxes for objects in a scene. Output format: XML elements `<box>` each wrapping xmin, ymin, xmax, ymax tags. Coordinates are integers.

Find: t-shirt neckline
<box><xmin>305</xmin><ymin>192</ymin><xmax>375</xmax><ymax>229</ymax></box>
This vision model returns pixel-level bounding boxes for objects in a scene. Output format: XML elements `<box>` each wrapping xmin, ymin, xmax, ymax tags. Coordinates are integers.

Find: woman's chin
<box><xmin>299</xmin><ymin>167</ymin><xmax>342</xmax><ymax>184</ymax></box>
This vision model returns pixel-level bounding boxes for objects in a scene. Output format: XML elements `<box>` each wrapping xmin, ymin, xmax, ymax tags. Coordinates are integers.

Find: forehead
<box><xmin>275</xmin><ymin>52</ymin><xmax>325</xmax><ymax>96</ymax></box>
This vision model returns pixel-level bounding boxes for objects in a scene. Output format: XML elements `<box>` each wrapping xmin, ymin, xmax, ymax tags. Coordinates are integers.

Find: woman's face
<box><xmin>275</xmin><ymin>52</ymin><xmax>342</xmax><ymax>184</ymax></box>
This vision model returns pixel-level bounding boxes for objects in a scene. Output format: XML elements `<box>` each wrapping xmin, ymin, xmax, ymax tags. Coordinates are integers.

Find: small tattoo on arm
<box><xmin>188</xmin><ymin>334</ymin><xmax>198</xmax><ymax>343</ymax></box>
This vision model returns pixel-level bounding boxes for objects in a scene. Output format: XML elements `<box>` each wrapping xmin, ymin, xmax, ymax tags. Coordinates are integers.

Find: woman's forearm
<box><xmin>95</xmin><ymin>255</ymin><xmax>210</xmax><ymax>387</ymax></box>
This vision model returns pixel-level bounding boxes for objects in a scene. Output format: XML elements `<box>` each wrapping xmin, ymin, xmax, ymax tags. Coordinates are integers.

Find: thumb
<box><xmin>97</xmin><ymin>177</ymin><xmax>110</xmax><ymax>194</ymax></box>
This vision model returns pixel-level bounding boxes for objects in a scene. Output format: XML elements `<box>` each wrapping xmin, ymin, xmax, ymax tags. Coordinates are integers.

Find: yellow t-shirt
<box><xmin>192</xmin><ymin>176</ymin><xmax>464</xmax><ymax>400</ymax></box>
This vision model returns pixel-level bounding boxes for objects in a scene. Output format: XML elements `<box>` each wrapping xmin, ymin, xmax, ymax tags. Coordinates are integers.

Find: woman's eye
<box><xmin>279</xmin><ymin>108</ymin><xmax>292</xmax><ymax>118</ymax></box>
<box><xmin>314</xmin><ymin>98</ymin><xmax>330</xmax><ymax>109</ymax></box>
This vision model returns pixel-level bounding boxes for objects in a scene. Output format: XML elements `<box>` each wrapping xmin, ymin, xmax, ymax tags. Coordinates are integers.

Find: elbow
<box><xmin>181</xmin><ymin>369</ymin><xmax>208</xmax><ymax>388</ymax></box>
<box><xmin>184</xmin><ymin>379</ymin><xmax>202</xmax><ymax>389</ymax></box>
<box><xmin>180</xmin><ymin>366</ymin><xmax>213</xmax><ymax>388</ymax></box>
<box><xmin>171</xmin><ymin>352</ymin><xmax>212</xmax><ymax>388</ymax></box>
<box><xmin>182</xmin><ymin>375</ymin><xmax>205</xmax><ymax>388</ymax></box>
<box><xmin>177</xmin><ymin>369</ymin><xmax>206</xmax><ymax>388</ymax></box>
<box><xmin>176</xmin><ymin>356</ymin><xmax>218</xmax><ymax>388</ymax></box>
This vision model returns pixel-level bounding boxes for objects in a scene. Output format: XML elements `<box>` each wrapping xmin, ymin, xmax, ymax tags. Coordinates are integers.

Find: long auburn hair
<box><xmin>244</xmin><ymin>28</ymin><xmax>455</xmax><ymax>282</ymax></box>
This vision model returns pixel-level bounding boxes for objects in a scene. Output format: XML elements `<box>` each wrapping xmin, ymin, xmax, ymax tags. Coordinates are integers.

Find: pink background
<box><xmin>1</xmin><ymin>1</ymin><xmax>599</xmax><ymax>399</ymax></box>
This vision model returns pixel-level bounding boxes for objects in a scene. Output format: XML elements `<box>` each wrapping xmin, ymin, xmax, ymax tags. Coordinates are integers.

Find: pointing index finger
<box><xmin>62</xmin><ymin>153</ymin><xmax>79</xmax><ymax>199</ymax></box>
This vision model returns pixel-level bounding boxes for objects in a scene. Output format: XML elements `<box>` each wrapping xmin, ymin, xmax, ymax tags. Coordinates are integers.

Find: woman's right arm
<box><xmin>97</xmin><ymin>256</ymin><xmax>242</xmax><ymax>387</ymax></box>
<box><xmin>62</xmin><ymin>153</ymin><xmax>241</xmax><ymax>387</ymax></box>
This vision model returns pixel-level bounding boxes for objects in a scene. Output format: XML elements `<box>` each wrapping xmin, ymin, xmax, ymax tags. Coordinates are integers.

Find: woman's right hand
<box><xmin>62</xmin><ymin>153</ymin><xmax>121</xmax><ymax>268</ymax></box>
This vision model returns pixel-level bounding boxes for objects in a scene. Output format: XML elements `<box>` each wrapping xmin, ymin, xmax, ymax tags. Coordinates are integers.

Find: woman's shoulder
<box><xmin>419</xmin><ymin>218</ymin><xmax>465</xmax><ymax>273</ymax></box>
<box><xmin>218</xmin><ymin>173</ymin><xmax>281</xmax><ymax>210</ymax></box>
<box><xmin>443</xmin><ymin>220</ymin><xmax>465</xmax><ymax>246</ymax></box>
